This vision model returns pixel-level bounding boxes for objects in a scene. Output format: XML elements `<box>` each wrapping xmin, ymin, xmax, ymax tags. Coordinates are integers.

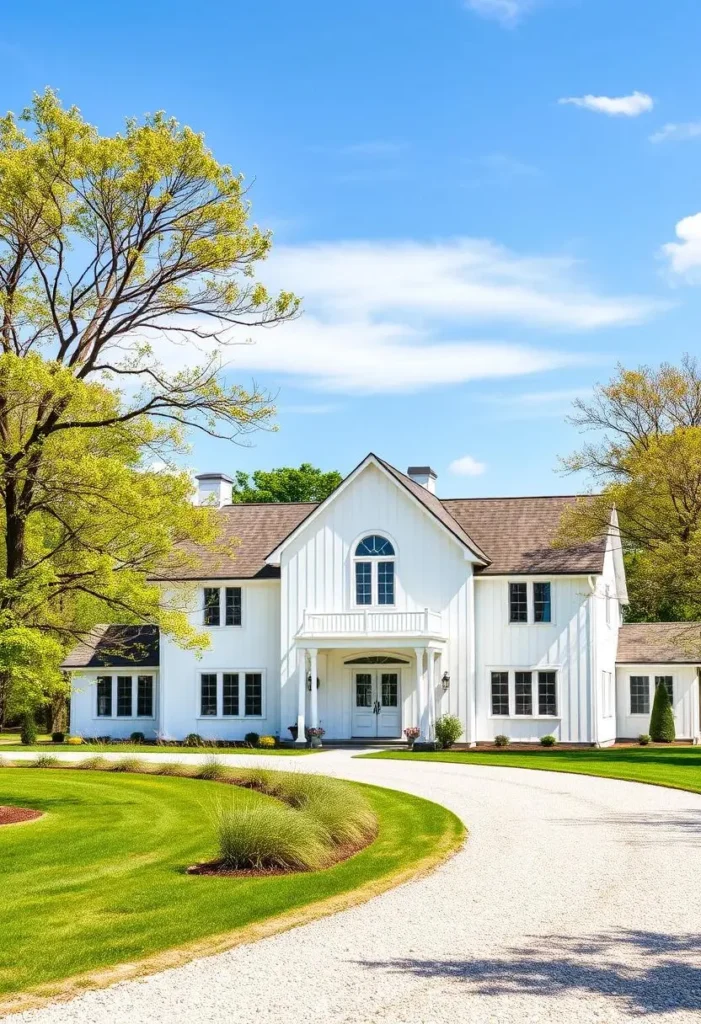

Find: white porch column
<box><xmin>427</xmin><ymin>648</ymin><xmax>436</xmax><ymax>742</ymax></box>
<box><xmin>296</xmin><ymin>649</ymin><xmax>307</xmax><ymax>745</ymax></box>
<box><xmin>413</xmin><ymin>647</ymin><xmax>424</xmax><ymax>734</ymax></box>
<box><xmin>309</xmin><ymin>648</ymin><xmax>319</xmax><ymax>729</ymax></box>
<box><xmin>415</xmin><ymin>646</ymin><xmax>431</xmax><ymax>742</ymax></box>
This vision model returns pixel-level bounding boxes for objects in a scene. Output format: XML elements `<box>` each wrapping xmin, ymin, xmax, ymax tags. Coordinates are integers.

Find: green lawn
<box><xmin>0</xmin><ymin>768</ymin><xmax>463</xmax><ymax>1001</ymax></box>
<box><xmin>361</xmin><ymin>745</ymin><xmax>701</xmax><ymax>795</ymax></box>
<box><xmin>0</xmin><ymin>738</ymin><xmax>318</xmax><ymax>755</ymax></box>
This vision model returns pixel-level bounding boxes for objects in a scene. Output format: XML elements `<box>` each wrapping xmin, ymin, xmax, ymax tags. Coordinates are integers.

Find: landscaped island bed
<box><xmin>0</xmin><ymin>765</ymin><xmax>463</xmax><ymax>1010</ymax></box>
<box><xmin>0</xmin><ymin>741</ymin><xmax>319</xmax><ymax>754</ymax></box>
<box><xmin>362</xmin><ymin>745</ymin><xmax>701</xmax><ymax>795</ymax></box>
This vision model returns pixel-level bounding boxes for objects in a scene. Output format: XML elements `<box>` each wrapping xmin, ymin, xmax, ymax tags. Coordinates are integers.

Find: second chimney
<box><xmin>195</xmin><ymin>473</ymin><xmax>233</xmax><ymax>508</ymax></box>
<box><xmin>407</xmin><ymin>466</ymin><xmax>437</xmax><ymax>494</ymax></box>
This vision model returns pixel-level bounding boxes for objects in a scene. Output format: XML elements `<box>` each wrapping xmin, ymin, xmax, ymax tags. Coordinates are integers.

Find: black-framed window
<box><xmin>225</xmin><ymin>587</ymin><xmax>242</xmax><ymax>626</ymax></box>
<box><xmin>491</xmin><ymin>671</ymin><xmax>509</xmax><ymax>715</ymax></box>
<box><xmin>509</xmin><ymin>582</ymin><xmax>528</xmax><ymax>623</ymax></box>
<box><xmin>538</xmin><ymin>671</ymin><xmax>557</xmax><ymax>716</ymax></box>
<box><xmin>97</xmin><ymin>676</ymin><xmax>112</xmax><ymax>717</ymax></box>
<box><xmin>655</xmin><ymin>675</ymin><xmax>673</xmax><ymax>704</ymax></box>
<box><xmin>204</xmin><ymin>587</ymin><xmax>220</xmax><ymax>626</ymax></box>
<box><xmin>245</xmin><ymin>672</ymin><xmax>262</xmax><ymax>716</ymax></box>
<box><xmin>137</xmin><ymin>675</ymin><xmax>153</xmax><ymax>717</ymax></box>
<box><xmin>378</xmin><ymin>561</ymin><xmax>395</xmax><ymax>605</ymax></box>
<box><xmin>630</xmin><ymin>676</ymin><xmax>650</xmax><ymax>715</ymax></box>
<box><xmin>534</xmin><ymin>582</ymin><xmax>552</xmax><ymax>623</ymax></box>
<box><xmin>515</xmin><ymin>671</ymin><xmax>533</xmax><ymax>715</ymax></box>
<box><xmin>223</xmin><ymin>672</ymin><xmax>239</xmax><ymax>716</ymax></box>
<box><xmin>200</xmin><ymin>673</ymin><xmax>217</xmax><ymax>716</ymax></box>
<box><xmin>355</xmin><ymin>561</ymin><xmax>372</xmax><ymax>605</ymax></box>
<box><xmin>117</xmin><ymin>676</ymin><xmax>132</xmax><ymax>717</ymax></box>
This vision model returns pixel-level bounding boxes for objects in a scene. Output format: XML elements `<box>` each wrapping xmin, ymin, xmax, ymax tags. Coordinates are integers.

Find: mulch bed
<box><xmin>0</xmin><ymin>806</ymin><xmax>43</xmax><ymax>826</ymax></box>
<box><xmin>187</xmin><ymin>829</ymin><xmax>378</xmax><ymax>878</ymax></box>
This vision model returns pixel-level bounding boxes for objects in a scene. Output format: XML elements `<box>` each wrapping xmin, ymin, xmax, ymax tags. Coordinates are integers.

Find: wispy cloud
<box><xmin>478</xmin><ymin>387</ymin><xmax>593</xmax><ymax>419</ymax></box>
<box><xmin>463</xmin><ymin>152</ymin><xmax>539</xmax><ymax>187</ymax></box>
<box><xmin>650</xmin><ymin>121</ymin><xmax>701</xmax><ymax>144</ymax></box>
<box><xmin>449</xmin><ymin>455</ymin><xmax>487</xmax><ymax>476</ymax></box>
<box><xmin>463</xmin><ymin>0</ymin><xmax>535</xmax><ymax>27</ymax></box>
<box><xmin>559</xmin><ymin>91</ymin><xmax>654</xmax><ymax>117</ymax></box>
<box><xmin>661</xmin><ymin>212</ymin><xmax>701</xmax><ymax>278</ymax></box>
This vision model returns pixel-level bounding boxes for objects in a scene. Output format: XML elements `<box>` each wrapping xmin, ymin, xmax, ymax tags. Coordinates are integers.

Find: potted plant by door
<box><xmin>404</xmin><ymin>726</ymin><xmax>420</xmax><ymax>749</ymax></box>
<box><xmin>306</xmin><ymin>726</ymin><xmax>325</xmax><ymax>748</ymax></box>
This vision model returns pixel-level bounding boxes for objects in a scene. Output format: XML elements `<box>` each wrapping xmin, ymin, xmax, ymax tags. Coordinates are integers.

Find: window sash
<box><xmin>200</xmin><ymin>673</ymin><xmax>218</xmax><ymax>716</ymax></box>
<box><xmin>245</xmin><ymin>673</ymin><xmax>262</xmax><ymax>717</ymax></box>
<box><xmin>377</xmin><ymin>561</ymin><xmax>395</xmax><ymax>605</ymax></box>
<box><xmin>225</xmin><ymin>587</ymin><xmax>242</xmax><ymax>627</ymax></box>
<box><xmin>116</xmin><ymin>676</ymin><xmax>132</xmax><ymax>717</ymax></box>
<box><xmin>222</xmin><ymin>672</ymin><xmax>239</xmax><ymax>716</ymax></box>
<box><xmin>137</xmin><ymin>675</ymin><xmax>153</xmax><ymax>717</ymax></box>
<box><xmin>630</xmin><ymin>675</ymin><xmax>650</xmax><ymax>715</ymax></box>
<box><xmin>97</xmin><ymin>676</ymin><xmax>112</xmax><ymax>717</ymax></box>
<box><xmin>533</xmin><ymin>582</ymin><xmax>551</xmax><ymax>623</ymax></box>
<box><xmin>491</xmin><ymin>671</ymin><xmax>509</xmax><ymax>715</ymax></box>
<box><xmin>355</xmin><ymin>561</ymin><xmax>372</xmax><ymax>605</ymax></box>
<box><xmin>538</xmin><ymin>671</ymin><xmax>557</xmax><ymax>716</ymax></box>
<box><xmin>514</xmin><ymin>671</ymin><xmax>533</xmax><ymax>714</ymax></box>
<box><xmin>509</xmin><ymin>583</ymin><xmax>528</xmax><ymax>623</ymax></box>
<box><xmin>203</xmin><ymin>587</ymin><xmax>220</xmax><ymax>626</ymax></box>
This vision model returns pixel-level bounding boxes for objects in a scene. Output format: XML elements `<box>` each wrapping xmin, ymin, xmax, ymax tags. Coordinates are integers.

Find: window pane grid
<box><xmin>245</xmin><ymin>673</ymin><xmax>262</xmax><ymax>717</ymax></box>
<box><xmin>381</xmin><ymin>673</ymin><xmax>398</xmax><ymax>707</ymax></box>
<box><xmin>377</xmin><ymin>561</ymin><xmax>395</xmax><ymax>605</ymax></box>
<box><xmin>630</xmin><ymin>676</ymin><xmax>650</xmax><ymax>715</ymax></box>
<box><xmin>225</xmin><ymin>587</ymin><xmax>242</xmax><ymax>626</ymax></box>
<box><xmin>204</xmin><ymin>587</ymin><xmax>220</xmax><ymax>626</ymax></box>
<box><xmin>97</xmin><ymin>676</ymin><xmax>112</xmax><ymax>717</ymax></box>
<box><xmin>509</xmin><ymin>583</ymin><xmax>528</xmax><ymax>623</ymax></box>
<box><xmin>355</xmin><ymin>535</ymin><xmax>394</xmax><ymax>557</ymax></box>
<box><xmin>116</xmin><ymin>676</ymin><xmax>132</xmax><ymax>717</ymax></box>
<box><xmin>538</xmin><ymin>671</ymin><xmax>557</xmax><ymax>716</ymax></box>
<box><xmin>137</xmin><ymin>676</ymin><xmax>153</xmax><ymax>717</ymax></box>
<box><xmin>515</xmin><ymin>671</ymin><xmax>533</xmax><ymax>715</ymax></box>
<box><xmin>200</xmin><ymin>673</ymin><xmax>217</xmax><ymax>716</ymax></box>
<box><xmin>491</xmin><ymin>671</ymin><xmax>509</xmax><ymax>715</ymax></box>
<box><xmin>222</xmin><ymin>673</ymin><xmax>239</xmax><ymax>716</ymax></box>
<box><xmin>355</xmin><ymin>561</ymin><xmax>372</xmax><ymax>605</ymax></box>
<box><xmin>533</xmin><ymin>582</ymin><xmax>552</xmax><ymax>623</ymax></box>
<box><xmin>355</xmin><ymin>673</ymin><xmax>372</xmax><ymax>708</ymax></box>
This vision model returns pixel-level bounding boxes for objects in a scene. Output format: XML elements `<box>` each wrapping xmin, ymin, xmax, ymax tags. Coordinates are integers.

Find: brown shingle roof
<box><xmin>443</xmin><ymin>495</ymin><xmax>606</xmax><ymax>575</ymax></box>
<box><xmin>61</xmin><ymin>625</ymin><xmax>159</xmax><ymax>669</ymax></box>
<box><xmin>617</xmin><ymin>622</ymin><xmax>701</xmax><ymax>664</ymax></box>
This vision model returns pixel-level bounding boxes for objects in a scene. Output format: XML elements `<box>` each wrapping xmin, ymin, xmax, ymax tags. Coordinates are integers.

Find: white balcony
<box><xmin>298</xmin><ymin>608</ymin><xmax>445</xmax><ymax>639</ymax></box>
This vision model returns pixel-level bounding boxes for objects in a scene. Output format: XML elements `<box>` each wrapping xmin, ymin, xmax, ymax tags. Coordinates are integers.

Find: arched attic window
<box><xmin>354</xmin><ymin>535</ymin><xmax>395</xmax><ymax>606</ymax></box>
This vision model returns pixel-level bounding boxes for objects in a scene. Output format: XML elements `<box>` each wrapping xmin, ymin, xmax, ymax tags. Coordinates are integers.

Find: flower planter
<box><xmin>310</xmin><ymin>736</ymin><xmax>323</xmax><ymax>749</ymax></box>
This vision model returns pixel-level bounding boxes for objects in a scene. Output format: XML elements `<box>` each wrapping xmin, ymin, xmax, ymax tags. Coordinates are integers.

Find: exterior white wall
<box><xmin>159</xmin><ymin>580</ymin><xmax>280</xmax><ymax>741</ymax></box>
<box><xmin>592</xmin><ymin>538</ymin><xmax>623</xmax><ymax>746</ymax></box>
<box><xmin>69</xmin><ymin>669</ymin><xmax>159</xmax><ymax>739</ymax></box>
<box><xmin>616</xmin><ymin>664</ymin><xmax>700</xmax><ymax>741</ymax></box>
<box><xmin>474</xmin><ymin>575</ymin><xmax>595</xmax><ymax>743</ymax></box>
<box><xmin>279</xmin><ymin>463</ymin><xmax>474</xmax><ymax>740</ymax></box>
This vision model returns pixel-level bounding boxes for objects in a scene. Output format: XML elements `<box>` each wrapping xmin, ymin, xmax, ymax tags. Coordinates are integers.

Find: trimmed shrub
<box><xmin>214</xmin><ymin>797</ymin><xmax>329</xmax><ymax>871</ymax></box>
<box><xmin>66</xmin><ymin>736</ymin><xmax>84</xmax><ymax>745</ymax></box>
<box><xmin>196</xmin><ymin>756</ymin><xmax>230</xmax><ymax>781</ymax></box>
<box><xmin>649</xmin><ymin>682</ymin><xmax>675</xmax><ymax>743</ymax></box>
<box><xmin>494</xmin><ymin>734</ymin><xmax>510</xmax><ymax>747</ymax></box>
<box><xmin>639</xmin><ymin>733</ymin><xmax>651</xmax><ymax>746</ymax></box>
<box><xmin>540</xmin><ymin>734</ymin><xmax>557</xmax><ymax>747</ymax></box>
<box><xmin>20</xmin><ymin>713</ymin><xmax>37</xmax><ymax>746</ymax></box>
<box><xmin>30</xmin><ymin>754</ymin><xmax>58</xmax><ymax>768</ymax></box>
<box><xmin>244</xmin><ymin>732</ymin><xmax>260</xmax><ymax>747</ymax></box>
<box><xmin>51</xmin><ymin>732</ymin><xmax>65</xmax><ymax>744</ymax></box>
<box><xmin>184</xmin><ymin>733</ymin><xmax>203</xmax><ymax>748</ymax></box>
<box><xmin>130</xmin><ymin>731</ymin><xmax>146</xmax><ymax>744</ymax></box>
<box><xmin>258</xmin><ymin>735</ymin><xmax>277</xmax><ymax>749</ymax></box>
<box><xmin>434</xmin><ymin>714</ymin><xmax>463</xmax><ymax>749</ymax></box>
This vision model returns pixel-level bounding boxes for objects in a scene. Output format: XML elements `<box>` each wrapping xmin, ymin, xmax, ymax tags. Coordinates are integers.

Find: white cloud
<box><xmin>448</xmin><ymin>455</ymin><xmax>487</xmax><ymax>476</ymax></box>
<box><xmin>650</xmin><ymin>121</ymin><xmax>701</xmax><ymax>144</ymax></box>
<box><xmin>463</xmin><ymin>0</ymin><xmax>534</xmax><ymax>27</ymax></box>
<box><xmin>559</xmin><ymin>91</ymin><xmax>654</xmax><ymax>117</ymax></box>
<box><xmin>661</xmin><ymin>212</ymin><xmax>701</xmax><ymax>277</ymax></box>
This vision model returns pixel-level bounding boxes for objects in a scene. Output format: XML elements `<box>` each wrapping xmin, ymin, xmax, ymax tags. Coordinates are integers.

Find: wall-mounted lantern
<box><xmin>441</xmin><ymin>671</ymin><xmax>451</xmax><ymax>691</ymax></box>
<box><xmin>307</xmin><ymin>674</ymin><xmax>321</xmax><ymax>691</ymax></box>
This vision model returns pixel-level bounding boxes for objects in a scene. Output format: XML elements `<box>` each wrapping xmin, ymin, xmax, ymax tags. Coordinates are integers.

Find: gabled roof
<box><xmin>617</xmin><ymin>622</ymin><xmax>701</xmax><ymax>664</ymax></box>
<box><xmin>61</xmin><ymin>625</ymin><xmax>159</xmax><ymax>669</ymax></box>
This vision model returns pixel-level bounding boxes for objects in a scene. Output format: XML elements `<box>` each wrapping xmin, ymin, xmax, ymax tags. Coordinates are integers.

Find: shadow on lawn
<box><xmin>360</xmin><ymin>930</ymin><xmax>701</xmax><ymax>1015</ymax></box>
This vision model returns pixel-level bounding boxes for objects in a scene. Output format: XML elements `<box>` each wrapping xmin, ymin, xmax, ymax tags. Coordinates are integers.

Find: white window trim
<box><xmin>93</xmin><ymin>673</ymin><xmax>158</xmax><ymax>721</ymax></box>
<box><xmin>628</xmin><ymin>674</ymin><xmax>651</xmax><ymax>717</ymax></box>
<box><xmin>195</xmin><ymin>668</ymin><xmax>267</xmax><ymax>721</ymax></box>
<box><xmin>202</xmin><ymin>585</ymin><xmax>245</xmax><ymax>629</ymax></box>
<box><xmin>486</xmin><ymin>666</ymin><xmax>561</xmax><ymax>719</ymax></box>
<box><xmin>350</xmin><ymin>533</ymin><xmax>397</xmax><ymax>609</ymax></box>
<box><xmin>506</xmin><ymin>580</ymin><xmax>555</xmax><ymax>627</ymax></box>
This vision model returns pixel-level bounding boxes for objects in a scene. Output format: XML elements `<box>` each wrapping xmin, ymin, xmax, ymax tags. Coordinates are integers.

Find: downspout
<box><xmin>588</xmin><ymin>576</ymin><xmax>599</xmax><ymax>747</ymax></box>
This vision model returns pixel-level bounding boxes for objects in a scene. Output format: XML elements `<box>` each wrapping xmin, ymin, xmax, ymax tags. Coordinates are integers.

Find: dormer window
<box><xmin>354</xmin><ymin>535</ymin><xmax>395</xmax><ymax>606</ymax></box>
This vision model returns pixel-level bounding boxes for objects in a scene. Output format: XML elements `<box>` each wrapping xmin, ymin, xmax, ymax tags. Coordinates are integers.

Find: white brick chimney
<box><xmin>407</xmin><ymin>466</ymin><xmax>437</xmax><ymax>494</ymax></box>
<box><xmin>195</xmin><ymin>473</ymin><xmax>233</xmax><ymax>507</ymax></box>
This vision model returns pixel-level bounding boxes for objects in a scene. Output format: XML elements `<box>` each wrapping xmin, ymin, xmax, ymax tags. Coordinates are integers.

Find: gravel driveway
<box><xmin>7</xmin><ymin>749</ymin><xmax>701</xmax><ymax>1023</ymax></box>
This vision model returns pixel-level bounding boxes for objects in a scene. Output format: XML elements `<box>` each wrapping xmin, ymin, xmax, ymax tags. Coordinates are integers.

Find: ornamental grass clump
<box><xmin>213</xmin><ymin>797</ymin><xmax>329</xmax><ymax>872</ymax></box>
<box><xmin>111</xmin><ymin>757</ymin><xmax>149</xmax><ymax>773</ymax></box>
<box><xmin>196</xmin><ymin>757</ymin><xmax>231</xmax><ymax>781</ymax></box>
<box><xmin>76</xmin><ymin>755</ymin><xmax>109</xmax><ymax>770</ymax></box>
<box><xmin>30</xmin><ymin>754</ymin><xmax>59</xmax><ymax>768</ymax></box>
<box><xmin>152</xmin><ymin>761</ymin><xmax>188</xmax><ymax>777</ymax></box>
<box><xmin>266</xmin><ymin>772</ymin><xmax>377</xmax><ymax>848</ymax></box>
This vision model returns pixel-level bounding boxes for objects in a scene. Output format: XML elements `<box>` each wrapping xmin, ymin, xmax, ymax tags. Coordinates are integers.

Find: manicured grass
<box><xmin>0</xmin><ymin>768</ymin><xmax>463</xmax><ymax>1001</ymax></box>
<box><xmin>361</xmin><ymin>745</ymin><xmax>701</xmax><ymax>795</ymax></box>
<box><xmin>0</xmin><ymin>741</ymin><xmax>318</xmax><ymax>755</ymax></box>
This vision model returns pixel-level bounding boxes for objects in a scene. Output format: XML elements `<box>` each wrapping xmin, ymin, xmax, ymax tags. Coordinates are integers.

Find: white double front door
<box><xmin>352</xmin><ymin>669</ymin><xmax>402</xmax><ymax>738</ymax></box>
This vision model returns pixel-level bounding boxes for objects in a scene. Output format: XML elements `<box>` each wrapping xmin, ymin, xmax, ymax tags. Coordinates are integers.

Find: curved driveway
<box><xmin>8</xmin><ymin>749</ymin><xmax>701</xmax><ymax>1023</ymax></box>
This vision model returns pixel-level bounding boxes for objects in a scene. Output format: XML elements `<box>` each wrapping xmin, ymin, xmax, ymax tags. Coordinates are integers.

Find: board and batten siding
<box><xmin>279</xmin><ymin>463</ymin><xmax>475</xmax><ymax>740</ymax></box>
<box><xmin>615</xmin><ymin>664</ymin><xmax>700</xmax><ymax>741</ymax></box>
<box><xmin>474</xmin><ymin>575</ymin><xmax>595</xmax><ymax>743</ymax></box>
<box><xmin>69</xmin><ymin>670</ymin><xmax>159</xmax><ymax>739</ymax></box>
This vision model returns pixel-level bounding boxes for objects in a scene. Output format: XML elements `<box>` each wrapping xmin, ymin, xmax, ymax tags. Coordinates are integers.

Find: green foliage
<box><xmin>152</xmin><ymin>761</ymin><xmax>188</xmax><ymax>777</ymax></box>
<box><xmin>110</xmin><ymin>757</ymin><xmax>148</xmax><ymax>773</ymax></box>
<box><xmin>183</xmin><ymin>733</ymin><xmax>203</xmax><ymax>747</ymax></box>
<box><xmin>649</xmin><ymin>682</ymin><xmax>676</xmax><ymax>743</ymax></box>
<box><xmin>20</xmin><ymin>713</ymin><xmax>37</xmax><ymax>746</ymax></box>
<box><xmin>196</xmin><ymin>756</ymin><xmax>230</xmax><ymax>781</ymax></box>
<box><xmin>51</xmin><ymin>732</ymin><xmax>64</xmax><ymax>744</ymax></box>
<box><xmin>494</xmin><ymin>734</ymin><xmax>510</xmax><ymax>747</ymax></box>
<box><xmin>214</xmin><ymin>798</ymin><xmax>328</xmax><ymax>871</ymax></box>
<box><xmin>639</xmin><ymin>733</ymin><xmax>651</xmax><ymax>745</ymax></box>
<box><xmin>129</xmin><ymin>732</ymin><xmax>146</xmax><ymax>744</ymax></box>
<box><xmin>540</xmin><ymin>734</ymin><xmax>557</xmax><ymax>747</ymax></box>
<box><xmin>434</xmin><ymin>714</ymin><xmax>463</xmax><ymax>749</ymax></box>
<box><xmin>30</xmin><ymin>754</ymin><xmax>59</xmax><ymax>768</ymax></box>
<box><xmin>244</xmin><ymin>731</ymin><xmax>260</xmax><ymax>746</ymax></box>
<box><xmin>76</xmin><ymin>756</ymin><xmax>109</xmax><ymax>770</ymax></box>
<box><xmin>257</xmin><ymin>735</ymin><xmax>276</xmax><ymax>748</ymax></box>
<box><xmin>231</xmin><ymin>464</ymin><xmax>342</xmax><ymax>504</ymax></box>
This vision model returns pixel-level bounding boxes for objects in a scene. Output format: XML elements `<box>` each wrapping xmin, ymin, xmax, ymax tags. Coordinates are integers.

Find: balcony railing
<box><xmin>298</xmin><ymin>608</ymin><xmax>444</xmax><ymax>638</ymax></box>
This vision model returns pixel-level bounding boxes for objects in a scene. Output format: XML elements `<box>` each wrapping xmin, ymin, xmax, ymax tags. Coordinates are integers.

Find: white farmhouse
<box><xmin>66</xmin><ymin>453</ymin><xmax>701</xmax><ymax>745</ymax></box>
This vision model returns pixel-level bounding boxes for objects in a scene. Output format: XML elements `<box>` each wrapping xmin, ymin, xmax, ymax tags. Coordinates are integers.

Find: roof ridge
<box><xmin>442</xmin><ymin>494</ymin><xmax>594</xmax><ymax>502</ymax></box>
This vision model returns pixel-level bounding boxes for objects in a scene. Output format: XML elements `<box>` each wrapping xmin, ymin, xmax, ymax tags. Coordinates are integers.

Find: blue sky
<box><xmin>4</xmin><ymin>0</ymin><xmax>701</xmax><ymax>495</ymax></box>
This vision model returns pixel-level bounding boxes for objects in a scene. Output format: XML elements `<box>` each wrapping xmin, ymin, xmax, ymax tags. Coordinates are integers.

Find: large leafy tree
<box><xmin>231</xmin><ymin>463</ymin><xmax>342</xmax><ymax>503</ymax></box>
<box><xmin>559</xmin><ymin>356</ymin><xmax>701</xmax><ymax>623</ymax></box>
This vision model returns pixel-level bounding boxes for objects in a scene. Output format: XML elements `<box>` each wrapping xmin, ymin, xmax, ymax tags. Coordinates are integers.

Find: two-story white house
<box><xmin>65</xmin><ymin>453</ymin><xmax>701</xmax><ymax>745</ymax></box>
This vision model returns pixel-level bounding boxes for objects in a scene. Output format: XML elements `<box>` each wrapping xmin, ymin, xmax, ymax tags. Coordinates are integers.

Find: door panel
<box><xmin>377</xmin><ymin>672</ymin><xmax>401</xmax><ymax>737</ymax></box>
<box><xmin>352</xmin><ymin>672</ymin><xmax>376</xmax><ymax>738</ymax></box>
<box><xmin>351</xmin><ymin>670</ymin><xmax>402</xmax><ymax>738</ymax></box>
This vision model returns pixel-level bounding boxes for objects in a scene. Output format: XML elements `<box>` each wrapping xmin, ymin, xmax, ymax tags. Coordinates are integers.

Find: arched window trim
<box><xmin>352</xmin><ymin>532</ymin><xmax>397</xmax><ymax>608</ymax></box>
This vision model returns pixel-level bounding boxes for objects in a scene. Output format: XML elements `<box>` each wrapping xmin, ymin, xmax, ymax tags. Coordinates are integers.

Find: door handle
<box><xmin>373</xmin><ymin>700</ymin><xmax>380</xmax><ymax>715</ymax></box>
